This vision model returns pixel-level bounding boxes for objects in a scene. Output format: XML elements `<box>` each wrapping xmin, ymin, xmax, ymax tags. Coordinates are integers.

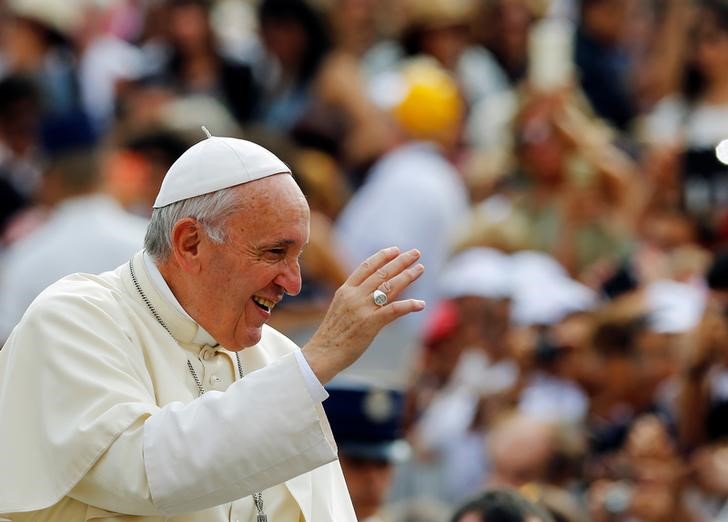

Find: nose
<box><xmin>275</xmin><ymin>258</ymin><xmax>302</xmax><ymax>296</ymax></box>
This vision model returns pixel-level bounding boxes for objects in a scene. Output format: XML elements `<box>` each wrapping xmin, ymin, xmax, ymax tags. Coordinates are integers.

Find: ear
<box><xmin>170</xmin><ymin>218</ymin><xmax>204</xmax><ymax>273</ymax></box>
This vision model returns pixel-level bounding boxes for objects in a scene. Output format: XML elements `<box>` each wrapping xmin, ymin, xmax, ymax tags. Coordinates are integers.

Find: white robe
<box><xmin>0</xmin><ymin>251</ymin><xmax>356</xmax><ymax>521</ymax></box>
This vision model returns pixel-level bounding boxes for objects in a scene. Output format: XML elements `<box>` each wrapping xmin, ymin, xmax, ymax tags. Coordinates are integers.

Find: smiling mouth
<box><xmin>252</xmin><ymin>296</ymin><xmax>275</xmax><ymax>313</ymax></box>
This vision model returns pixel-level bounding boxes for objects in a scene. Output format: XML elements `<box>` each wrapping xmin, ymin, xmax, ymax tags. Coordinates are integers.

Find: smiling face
<box><xmin>191</xmin><ymin>174</ymin><xmax>310</xmax><ymax>349</ymax></box>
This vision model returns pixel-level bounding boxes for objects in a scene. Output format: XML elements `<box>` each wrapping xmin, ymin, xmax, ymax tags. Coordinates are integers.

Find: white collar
<box><xmin>142</xmin><ymin>251</ymin><xmax>219</xmax><ymax>347</ymax></box>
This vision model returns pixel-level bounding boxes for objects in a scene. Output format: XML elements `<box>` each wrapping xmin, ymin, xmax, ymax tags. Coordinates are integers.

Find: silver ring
<box><xmin>372</xmin><ymin>289</ymin><xmax>388</xmax><ymax>306</ymax></box>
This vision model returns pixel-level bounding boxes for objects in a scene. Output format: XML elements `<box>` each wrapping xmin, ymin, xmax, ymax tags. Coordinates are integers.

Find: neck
<box><xmin>156</xmin><ymin>259</ymin><xmax>192</xmax><ymax>316</ymax></box>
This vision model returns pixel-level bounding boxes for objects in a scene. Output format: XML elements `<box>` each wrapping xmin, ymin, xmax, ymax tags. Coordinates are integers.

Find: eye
<box><xmin>262</xmin><ymin>248</ymin><xmax>286</xmax><ymax>261</ymax></box>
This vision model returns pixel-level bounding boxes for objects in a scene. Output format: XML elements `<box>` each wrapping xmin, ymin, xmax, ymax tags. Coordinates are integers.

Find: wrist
<box><xmin>301</xmin><ymin>344</ymin><xmax>338</xmax><ymax>385</ymax></box>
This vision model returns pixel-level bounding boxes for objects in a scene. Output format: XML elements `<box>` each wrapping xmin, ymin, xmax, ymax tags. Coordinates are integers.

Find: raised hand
<box><xmin>302</xmin><ymin>247</ymin><xmax>425</xmax><ymax>383</ymax></box>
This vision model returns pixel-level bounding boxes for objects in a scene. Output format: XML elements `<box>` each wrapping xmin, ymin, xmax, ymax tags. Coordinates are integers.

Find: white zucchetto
<box><xmin>153</xmin><ymin>135</ymin><xmax>291</xmax><ymax>208</ymax></box>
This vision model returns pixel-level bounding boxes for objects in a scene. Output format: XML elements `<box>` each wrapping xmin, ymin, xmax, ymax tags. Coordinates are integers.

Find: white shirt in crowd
<box><xmin>0</xmin><ymin>194</ymin><xmax>148</xmax><ymax>340</ymax></box>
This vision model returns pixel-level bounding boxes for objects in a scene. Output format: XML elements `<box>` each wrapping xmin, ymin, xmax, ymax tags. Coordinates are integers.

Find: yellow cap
<box><xmin>391</xmin><ymin>58</ymin><xmax>464</xmax><ymax>144</ymax></box>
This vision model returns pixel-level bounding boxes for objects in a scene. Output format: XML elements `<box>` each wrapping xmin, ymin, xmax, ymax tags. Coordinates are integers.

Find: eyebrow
<box><xmin>261</xmin><ymin>240</ymin><xmax>297</xmax><ymax>249</ymax></box>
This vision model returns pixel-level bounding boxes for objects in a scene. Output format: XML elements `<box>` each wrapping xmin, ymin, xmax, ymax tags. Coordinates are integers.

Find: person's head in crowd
<box><xmin>104</xmin><ymin>128</ymin><xmax>190</xmax><ymax>215</ymax></box>
<box><xmin>439</xmin><ymin>247</ymin><xmax>514</xmax><ymax>360</ymax></box>
<box><xmin>690</xmin><ymin>442</ymin><xmax>728</xmax><ymax>500</ymax></box>
<box><xmin>258</xmin><ymin>0</ymin><xmax>331</xmax><ymax>86</ymax></box>
<box><xmin>636</xmin><ymin>330</ymin><xmax>678</xmax><ymax>397</ymax></box>
<box><xmin>377</xmin><ymin>57</ymin><xmax>465</xmax><ymax>154</ymax></box>
<box><xmin>642</xmin><ymin>211</ymin><xmax>699</xmax><ymax>251</ymax></box>
<box><xmin>508</xmin><ymin>250</ymin><xmax>598</xmax><ymax>328</ymax></box>
<box><xmin>603</xmin><ymin>211</ymin><xmax>708</xmax><ymax>297</ymax></box>
<box><xmin>38</xmin><ymin>148</ymin><xmax>102</xmax><ymax>207</ymax></box>
<box><xmin>477</xmin><ymin>0</ymin><xmax>536</xmax><ymax>84</ymax></box>
<box><xmin>450</xmin><ymin>488</ymin><xmax>554</xmax><ymax>522</ymax></box>
<box><xmin>323</xmin><ymin>385</ymin><xmax>409</xmax><ymax>521</ymax></box>
<box><xmin>624</xmin><ymin>414</ymin><xmax>677</xmax><ymax>466</ymax></box>
<box><xmin>520</xmin><ymin>483</ymin><xmax>590</xmax><ymax>522</ymax></box>
<box><xmin>639</xmin><ymin>280</ymin><xmax>707</xmax><ymax>398</ymax></box>
<box><xmin>513</xmin><ymin>94</ymin><xmax>569</xmax><ymax>187</ymax></box>
<box><xmin>638</xmin><ymin>211</ymin><xmax>710</xmax><ymax>278</ymax></box>
<box><xmin>512</xmin><ymin>92</ymin><xmax>610</xmax><ymax>198</ymax></box>
<box><xmin>668</xmin><ymin>250</ymin><xmax>728</xmax><ymax>450</ymax></box>
<box><xmin>3</xmin><ymin>0</ymin><xmax>77</xmax><ymax>73</ymax></box>
<box><xmin>578</xmin><ymin>0</ymin><xmax>630</xmax><ymax>46</ymax></box>
<box><xmin>587</xmin><ymin>295</ymin><xmax>692</xmax><ymax>453</ymax></box>
<box><xmin>683</xmin><ymin>0</ymin><xmax>728</xmax><ymax>101</ymax></box>
<box><xmin>291</xmin><ymin>148</ymin><xmax>351</xmax><ymax>220</ymax></box>
<box><xmin>325</xmin><ymin>0</ymin><xmax>378</xmax><ymax>55</ymax></box>
<box><xmin>0</xmin><ymin>74</ymin><xmax>41</xmax><ymax>158</ymax></box>
<box><xmin>165</xmin><ymin>0</ymin><xmax>216</xmax><ymax>58</ymax></box>
<box><xmin>589</xmin><ymin>305</ymin><xmax>652</xmax><ymax>410</ymax></box>
<box><xmin>588</xmin><ymin>415</ymin><xmax>686</xmax><ymax>522</ymax></box>
<box><xmin>401</xmin><ymin>0</ymin><xmax>475</xmax><ymax>70</ymax></box>
<box><xmin>420</xmin><ymin>300</ymin><xmax>466</xmax><ymax>385</ymax></box>
<box><xmin>532</xmin><ymin>312</ymin><xmax>599</xmax><ymax>390</ymax></box>
<box><xmin>152</xmin><ymin>0</ymin><xmax>259</xmax><ymax>127</ymax></box>
<box><xmin>488</xmin><ymin>413</ymin><xmax>559</xmax><ymax>488</ymax></box>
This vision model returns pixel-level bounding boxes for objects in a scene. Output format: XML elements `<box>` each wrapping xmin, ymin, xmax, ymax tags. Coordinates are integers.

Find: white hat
<box><xmin>8</xmin><ymin>0</ymin><xmax>83</xmax><ymax>37</ymax></box>
<box><xmin>153</xmin><ymin>133</ymin><xmax>291</xmax><ymax>208</ymax></box>
<box><xmin>646</xmin><ymin>280</ymin><xmax>707</xmax><ymax>334</ymax></box>
<box><xmin>509</xmin><ymin>251</ymin><xmax>597</xmax><ymax>325</ymax></box>
<box><xmin>439</xmin><ymin>247</ymin><xmax>513</xmax><ymax>300</ymax></box>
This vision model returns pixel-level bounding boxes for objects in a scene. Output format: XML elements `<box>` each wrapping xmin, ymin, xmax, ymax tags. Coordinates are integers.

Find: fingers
<box><xmin>380</xmin><ymin>299</ymin><xmax>426</xmax><ymax>324</ymax></box>
<box><xmin>375</xmin><ymin>262</ymin><xmax>424</xmax><ymax>302</ymax></box>
<box><xmin>362</xmin><ymin>248</ymin><xmax>421</xmax><ymax>292</ymax></box>
<box><xmin>347</xmin><ymin>247</ymin><xmax>400</xmax><ymax>286</ymax></box>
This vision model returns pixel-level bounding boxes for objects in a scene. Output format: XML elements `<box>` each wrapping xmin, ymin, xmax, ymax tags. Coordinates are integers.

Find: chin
<box><xmin>229</xmin><ymin>329</ymin><xmax>263</xmax><ymax>350</ymax></box>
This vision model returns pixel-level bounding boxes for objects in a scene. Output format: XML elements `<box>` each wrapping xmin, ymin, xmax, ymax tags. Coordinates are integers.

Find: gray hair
<box><xmin>144</xmin><ymin>188</ymin><xmax>242</xmax><ymax>261</ymax></box>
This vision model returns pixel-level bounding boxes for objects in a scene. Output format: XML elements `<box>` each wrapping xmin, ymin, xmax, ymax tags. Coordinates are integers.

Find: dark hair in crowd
<box><xmin>43</xmin><ymin>148</ymin><xmax>101</xmax><ymax>195</ymax></box>
<box><xmin>591</xmin><ymin>315</ymin><xmax>648</xmax><ymax>358</ymax></box>
<box><xmin>123</xmin><ymin>130</ymin><xmax>190</xmax><ymax>170</ymax></box>
<box><xmin>258</xmin><ymin>0</ymin><xmax>331</xmax><ymax>84</ymax></box>
<box><xmin>0</xmin><ymin>75</ymin><xmax>40</xmax><ymax>121</ymax></box>
<box><xmin>683</xmin><ymin>0</ymin><xmax>728</xmax><ymax>100</ymax></box>
<box><xmin>450</xmin><ymin>489</ymin><xmax>553</xmax><ymax>522</ymax></box>
<box><xmin>706</xmin><ymin>249</ymin><xmax>728</xmax><ymax>290</ymax></box>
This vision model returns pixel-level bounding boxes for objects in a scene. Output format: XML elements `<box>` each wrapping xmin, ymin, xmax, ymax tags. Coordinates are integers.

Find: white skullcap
<box><xmin>439</xmin><ymin>247</ymin><xmax>513</xmax><ymax>300</ymax></box>
<box><xmin>153</xmin><ymin>134</ymin><xmax>291</xmax><ymax>208</ymax></box>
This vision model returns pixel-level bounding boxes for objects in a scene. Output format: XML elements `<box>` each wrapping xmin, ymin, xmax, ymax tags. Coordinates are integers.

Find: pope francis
<box><xmin>0</xmin><ymin>134</ymin><xmax>426</xmax><ymax>521</ymax></box>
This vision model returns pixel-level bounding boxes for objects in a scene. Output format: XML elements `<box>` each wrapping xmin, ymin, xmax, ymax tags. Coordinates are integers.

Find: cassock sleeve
<box><xmin>0</xmin><ymin>276</ymin><xmax>338</xmax><ymax>516</ymax></box>
<box><xmin>74</xmin><ymin>353</ymin><xmax>338</xmax><ymax>515</ymax></box>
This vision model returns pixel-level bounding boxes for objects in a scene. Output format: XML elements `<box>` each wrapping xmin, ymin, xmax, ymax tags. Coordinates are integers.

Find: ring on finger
<box><xmin>372</xmin><ymin>289</ymin><xmax>388</xmax><ymax>306</ymax></box>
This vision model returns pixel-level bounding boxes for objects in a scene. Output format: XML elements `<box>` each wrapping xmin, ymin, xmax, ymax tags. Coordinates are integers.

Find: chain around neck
<box><xmin>128</xmin><ymin>259</ymin><xmax>267</xmax><ymax>520</ymax></box>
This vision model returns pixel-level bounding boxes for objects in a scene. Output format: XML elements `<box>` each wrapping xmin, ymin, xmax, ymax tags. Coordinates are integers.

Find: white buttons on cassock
<box><xmin>200</xmin><ymin>345</ymin><xmax>216</xmax><ymax>360</ymax></box>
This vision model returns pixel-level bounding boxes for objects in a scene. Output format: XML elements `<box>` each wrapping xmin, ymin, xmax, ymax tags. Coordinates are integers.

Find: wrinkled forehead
<box><xmin>238</xmin><ymin>173</ymin><xmax>308</xmax><ymax>212</ymax></box>
<box><xmin>224</xmin><ymin>175</ymin><xmax>310</xmax><ymax>237</ymax></box>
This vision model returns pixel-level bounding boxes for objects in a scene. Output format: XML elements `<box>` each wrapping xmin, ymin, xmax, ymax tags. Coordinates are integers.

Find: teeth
<box><xmin>253</xmin><ymin>296</ymin><xmax>275</xmax><ymax>310</ymax></box>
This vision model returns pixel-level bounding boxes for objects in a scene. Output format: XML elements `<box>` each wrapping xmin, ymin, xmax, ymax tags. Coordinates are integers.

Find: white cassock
<box><xmin>0</xmin><ymin>251</ymin><xmax>356</xmax><ymax>521</ymax></box>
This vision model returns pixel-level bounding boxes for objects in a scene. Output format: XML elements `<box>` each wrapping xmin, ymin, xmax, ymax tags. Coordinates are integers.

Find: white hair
<box><xmin>144</xmin><ymin>188</ymin><xmax>242</xmax><ymax>261</ymax></box>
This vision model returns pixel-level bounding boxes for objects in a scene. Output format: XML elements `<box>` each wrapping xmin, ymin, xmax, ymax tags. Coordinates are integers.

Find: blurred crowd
<box><xmin>0</xmin><ymin>0</ymin><xmax>727</xmax><ymax>520</ymax></box>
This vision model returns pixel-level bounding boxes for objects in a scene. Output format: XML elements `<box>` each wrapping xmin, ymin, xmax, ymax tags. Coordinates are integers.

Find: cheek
<box><xmin>238</xmin><ymin>300</ymin><xmax>259</xmax><ymax>328</ymax></box>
